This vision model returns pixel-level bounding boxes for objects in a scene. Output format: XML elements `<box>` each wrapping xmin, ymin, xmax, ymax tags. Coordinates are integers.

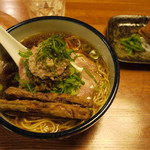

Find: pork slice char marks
<box><xmin>0</xmin><ymin>99</ymin><xmax>92</xmax><ymax>120</ymax></box>
<box><xmin>5</xmin><ymin>87</ymin><xmax>93</xmax><ymax>108</ymax></box>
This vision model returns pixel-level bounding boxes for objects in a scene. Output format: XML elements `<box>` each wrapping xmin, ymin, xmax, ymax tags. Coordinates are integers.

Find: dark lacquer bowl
<box><xmin>0</xmin><ymin>16</ymin><xmax>120</xmax><ymax>139</ymax></box>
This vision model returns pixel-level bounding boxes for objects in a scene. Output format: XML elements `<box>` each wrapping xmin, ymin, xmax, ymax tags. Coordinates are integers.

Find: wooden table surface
<box><xmin>0</xmin><ymin>0</ymin><xmax>150</xmax><ymax>149</ymax></box>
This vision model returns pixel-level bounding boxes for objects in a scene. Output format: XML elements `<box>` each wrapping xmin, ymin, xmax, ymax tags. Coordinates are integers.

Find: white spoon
<box><xmin>0</xmin><ymin>26</ymin><xmax>27</xmax><ymax>66</ymax></box>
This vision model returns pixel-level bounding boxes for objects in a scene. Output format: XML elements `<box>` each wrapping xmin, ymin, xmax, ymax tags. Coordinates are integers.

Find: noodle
<box><xmin>65</xmin><ymin>36</ymin><xmax>81</xmax><ymax>50</ymax></box>
<box><xmin>92</xmin><ymin>59</ymin><xmax>110</xmax><ymax>116</ymax></box>
<box><xmin>2</xmin><ymin>33</ymin><xmax>110</xmax><ymax>133</ymax></box>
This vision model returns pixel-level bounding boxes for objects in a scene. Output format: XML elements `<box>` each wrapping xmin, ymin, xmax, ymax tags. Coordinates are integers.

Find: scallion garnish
<box><xmin>120</xmin><ymin>34</ymin><xmax>144</xmax><ymax>56</ymax></box>
<box><xmin>84</xmin><ymin>67</ymin><xmax>97</xmax><ymax>84</ymax></box>
<box><xmin>35</xmin><ymin>34</ymin><xmax>75</xmax><ymax>67</ymax></box>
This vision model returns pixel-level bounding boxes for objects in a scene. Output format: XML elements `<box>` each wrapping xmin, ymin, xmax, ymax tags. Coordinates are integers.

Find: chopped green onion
<box><xmin>19</xmin><ymin>79</ymin><xmax>36</xmax><ymax>93</ymax></box>
<box><xmin>120</xmin><ymin>34</ymin><xmax>144</xmax><ymax>56</ymax></box>
<box><xmin>89</xmin><ymin>50</ymin><xmax>99</xmax><ymax>60</ymax></box>
<box><xmin>51</xmin><ymin>72</ymin><xmax>85</xmax><ymax>95</ymax></box>
<box><xmin>35</xmin><ymin>34</ymin><xmax>75</xmax><ymax>67</ymax></box>
<box><xmin>84</xmin><ymin>67</ymin><xmax>97</xmax><ymax>84</ymax></box>
<box><xmin>19</xmin><ymin>48</ymin><xmax>33</xmax><ymax>58</ymax></box>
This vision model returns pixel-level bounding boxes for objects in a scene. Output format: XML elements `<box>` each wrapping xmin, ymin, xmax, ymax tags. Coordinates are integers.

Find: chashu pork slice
<box><xmin>73</xmin><ymin>53</ymin><xmax>100</xmax><ymax>100</ymax></box>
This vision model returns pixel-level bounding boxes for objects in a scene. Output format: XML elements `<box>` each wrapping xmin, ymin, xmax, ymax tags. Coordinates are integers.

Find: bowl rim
<box><xmin>0</xmin><ymin>16</ymin><xmax>120</xmax><ymax>139</ymax></box>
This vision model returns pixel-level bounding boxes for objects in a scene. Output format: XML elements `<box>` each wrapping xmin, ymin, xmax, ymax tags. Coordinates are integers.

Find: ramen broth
<box><xmin>0</xmin><ymin>32</ymin><xmax>110</xmax><ymax>133</ymax></box>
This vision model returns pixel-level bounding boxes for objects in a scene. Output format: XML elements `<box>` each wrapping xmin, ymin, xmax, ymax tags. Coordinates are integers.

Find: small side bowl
<box><xmin>0</xmin><ymin>16</ymin><xmax>120</xmax><ymax>139</ymax></box>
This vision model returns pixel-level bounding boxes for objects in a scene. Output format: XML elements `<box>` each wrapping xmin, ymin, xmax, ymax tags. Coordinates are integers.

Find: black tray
<box><xmin>106</xmin><ymin>15</ymin><xmax>150</xmax><ymax>64</ymax></box>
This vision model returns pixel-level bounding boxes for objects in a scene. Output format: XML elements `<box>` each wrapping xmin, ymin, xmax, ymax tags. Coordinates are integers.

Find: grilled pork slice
<box><xmin>0</xmin><ymin>99</ymin><xmax>92</xmax><ymax>120</ymax></box>
<box><xmin>5</xmin><ymin>87</ymin><xmax>93</xmax><ymax>108</ymax></box>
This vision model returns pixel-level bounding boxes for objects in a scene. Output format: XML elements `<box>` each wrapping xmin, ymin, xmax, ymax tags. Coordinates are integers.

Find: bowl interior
<box><xmin>0</xmin><ymin>16</ymin><xmax>119</xmax><ymax>138</ymax></box>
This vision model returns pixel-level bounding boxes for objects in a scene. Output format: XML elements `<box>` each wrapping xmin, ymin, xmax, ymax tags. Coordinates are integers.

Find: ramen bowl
<box><xmin>0</xmin><ymin>16</ymin><xmax>119</xmax><ymax>139</ymax></box>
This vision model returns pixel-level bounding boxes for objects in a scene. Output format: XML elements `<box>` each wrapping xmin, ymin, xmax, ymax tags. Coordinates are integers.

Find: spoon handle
<box><xmin>0</xmin><ymin>26</ymin><xmax>27</xmax><ymax>66</ymax></box>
